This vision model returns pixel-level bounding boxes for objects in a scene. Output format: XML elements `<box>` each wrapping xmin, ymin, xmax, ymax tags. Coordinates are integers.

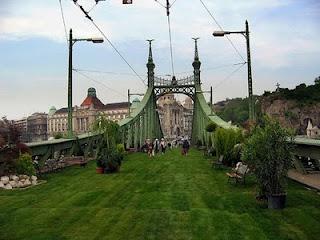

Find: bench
<box><xmin>226</xmin><ymin>164</ymin><xmax>249</xmax><ymax>184</ymax></box>
<box><xmin>63</xmin><ymin>156</ymin><xmax>89</xmax><ymax>167</ymax></box>
<box><xmin>127</xmin><ymin>148</ymin><xmax>137</xmax><ymax>153</ymax></box>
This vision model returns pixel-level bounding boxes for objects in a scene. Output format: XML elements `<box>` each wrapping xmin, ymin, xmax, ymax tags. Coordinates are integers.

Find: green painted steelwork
<box><xmin>26</xmin><ymin>133</ymin><xmax>101</xmax><ymax>163</ymax></box>
<box><xmin>26</xmin><ymin>40</ymin><xmax>320</xmax><ymax>170</ymax></box>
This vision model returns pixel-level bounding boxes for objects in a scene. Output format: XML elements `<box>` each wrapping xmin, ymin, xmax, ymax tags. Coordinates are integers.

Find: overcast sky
<box><xmin>1</xmin><ymin>0</ymin><xmax>319</xmax><ymax>119</ymax></box>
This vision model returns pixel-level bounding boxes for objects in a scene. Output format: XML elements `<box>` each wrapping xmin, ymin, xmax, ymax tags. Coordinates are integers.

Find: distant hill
<box><xmin>214</xmin><ymin>77</ymin><xmax>320</xmax><ymax>133</ymax></box>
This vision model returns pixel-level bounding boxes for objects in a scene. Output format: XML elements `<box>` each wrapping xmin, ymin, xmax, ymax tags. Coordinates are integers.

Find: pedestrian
<box><xmin>146</xmin><ymin>139</ymin><xmax>153</xmax><ymax>157</ymax></box>
<box><xmin>160</xmin><ymin>138</ymin><xmax>166</xmax><ymax>154</ymax></box>
<box><xmin>182</xmin><ymin>138</ymin><xmax>190</xmax><ymax>156</ymax></box>
<box><xmin>152</xmin><ymin>139</ymin><xmax>159</xmax><ymax>156</ymax></box>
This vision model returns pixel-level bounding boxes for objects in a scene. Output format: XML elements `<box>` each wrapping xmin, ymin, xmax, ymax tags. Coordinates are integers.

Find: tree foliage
<box><xmin>241</xmin><ymin>118</ymin><xmax>293</xmax><ymax>195</ymax></box>
<box><xmin>92</xmin><ymin>115</ymin><xmax>121</xmax><ymax>148</ymax></box>
<box><xmin>0</xmin><ymin>117</ymin><xmax>30</xmax><ymax>175</ymax></box>
<box><xmin>213</xmin><ymin>128</ymin><xmax>243</xmax><ymax>166</ymax></box>
<box><xmin>93</xmin><ymin>115</ymin><xmax>123</xmax><ymax>173</ymax></box>
<box><xmin>215</xmin><ymin>98</ymin><xmax>249</xmax><ymax>126</ymax></box>
<box><xmin>16</xmin><ymin>153</ymin><xmax>36</xmax><ymax>176</ymax></box>
<box><xmin>205</xmin><ymin>122</ymin><xmax>217</xmax><ymax>133</ymax></box>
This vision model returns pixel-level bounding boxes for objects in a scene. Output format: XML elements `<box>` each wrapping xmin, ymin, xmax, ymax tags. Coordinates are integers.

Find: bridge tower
<box><xmin>147</xmin><ymin>40</ymin><xmax>155</xmax><ymax>88</ymax></box>
<box><xmin>192</xmin><ymin>38</ymin><xmax>201</xmax><ymax>85</ymax></box>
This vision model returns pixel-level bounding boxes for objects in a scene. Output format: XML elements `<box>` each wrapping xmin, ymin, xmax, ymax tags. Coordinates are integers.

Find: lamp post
<box><xmin>212</xmin><ymin>20</ymin><xmax>254</xmax><ymax>121</ymax></box>
<box><xmin>67</xmin><ymin>29</ymin><xmax>104</xmax><ymax>138</ymax></box>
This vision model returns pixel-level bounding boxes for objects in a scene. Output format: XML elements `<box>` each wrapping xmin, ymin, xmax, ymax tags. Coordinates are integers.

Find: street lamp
<box><xmin>212</xmin><ymin>20</ymin><xmax>254</xmax><ymax>121</ymax></box>
<box><xmin>67</xmin><ymin>29</ymin><xmax>104</xmax><ymax>138</ymax></box>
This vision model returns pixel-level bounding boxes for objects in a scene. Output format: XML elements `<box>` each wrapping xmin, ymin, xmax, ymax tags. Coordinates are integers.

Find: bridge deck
<box><xmin>1</xmin><ymin>149</ymin><xmax>319</xmax><ymax>239</ymax></box>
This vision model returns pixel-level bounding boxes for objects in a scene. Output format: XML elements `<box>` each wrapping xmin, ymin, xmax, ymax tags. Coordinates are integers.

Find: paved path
<box><xmin>288</xmin><ymin>169</ymin><xmax>320</xmax><ymax>191</ymax></box>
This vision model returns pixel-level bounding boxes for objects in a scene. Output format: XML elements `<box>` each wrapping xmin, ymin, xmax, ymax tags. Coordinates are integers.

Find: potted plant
<box><xmin>96</xmin><ymin>156</ymin><xmax>105</xmax><ymax>174</ymax></box>
<box><xmin>241</xmin><ymin>118</ymin><xmax>293</xmax><ymax>209</ymax></box>
<box><xmin>104</xmin><ymin>146</ymin><xmax>124</xmax><ymax>174</ymax></box>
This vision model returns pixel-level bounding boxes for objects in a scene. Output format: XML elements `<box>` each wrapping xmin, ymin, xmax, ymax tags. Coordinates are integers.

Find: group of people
<box><xmin>142</xmin><ymin>138</ymin><xmax>167</xmax><ymax>157</ymax></box>
<box><xmin>141</xmin><ymin>137</ymin><xmax>190</xmax><ymax>157</ymax></box>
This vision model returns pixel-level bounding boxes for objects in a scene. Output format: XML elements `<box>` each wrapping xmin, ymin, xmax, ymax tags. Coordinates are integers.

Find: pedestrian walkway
<box><xmin>288</xmin><ymin>169</ymin><xmax>320</xmax><ymax>191</ymax></box>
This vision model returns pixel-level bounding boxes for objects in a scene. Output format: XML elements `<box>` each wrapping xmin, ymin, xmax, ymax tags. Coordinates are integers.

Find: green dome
<box><xmin>88</xmin><ymin>88</ymin><xmax>97</xmax><ymax>97</ymax></box>
<box><xmin>48</xmin><ymin>106</ymin><xmax>57</xmax><ymax>116</ymax></box>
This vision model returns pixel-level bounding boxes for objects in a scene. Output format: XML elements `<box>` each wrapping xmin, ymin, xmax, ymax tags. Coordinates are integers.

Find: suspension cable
<box><xmin>212</xmin><ymin>62</ymin><xmax>246</xmax><ymax>90</ymax></box>
<box><xmin>73</xmin><ymin>69</ymin><xmax>127</xmax><ymax>98</ymax></box>
<box><xmin>199</xmin><ymin>0</ymin><xmax>246</xmax><ymax>63</ymax></box>
<box><xmin>73</xmin><ymin>68</ymin><xmax>146</xmax><ymax>77</ymax></box>
<box><xmin>58</xmin><ymin>0</ymin><xmax>68</xmax><ymax>45</ymax></box>
<box><xmin>71</xmin><ymin>0</ymin><xmax>147</xmax><ymax>87</ymax></box>
<box><xmin>167</xmin><ymin>14</ymin><xmax>175</xmax><ymax>76</ymax></box>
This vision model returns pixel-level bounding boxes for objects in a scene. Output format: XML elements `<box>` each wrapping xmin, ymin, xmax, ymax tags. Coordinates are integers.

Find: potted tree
<box><xmin>241</xmin><ymin>118</ymin><xmax>293</xmax><ymax>209</ymax></box>
<box><xmin>96</xmin><ymin>155</ymin><xmax>105</xmax><ymax>174</ymax></box>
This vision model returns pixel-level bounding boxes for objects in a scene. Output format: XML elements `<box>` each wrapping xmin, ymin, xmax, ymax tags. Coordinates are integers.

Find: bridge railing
<box><xmin>26</xmin><ymin>132</ymin><xmax>102</xmax><ymax>163</ymax></box>
<box><xmin>154</xmin><ymin>76</ymin><xmax>194</xmax><ymax>86</ymax></box>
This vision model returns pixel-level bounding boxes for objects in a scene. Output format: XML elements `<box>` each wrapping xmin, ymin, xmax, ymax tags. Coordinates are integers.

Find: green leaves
<box><xmin>16</xmin><ymin>153</ymin><xmax>35</xmax><ymax>176</ymax></box>
<box><xmin>213</xmin><ymin>128</ymin><xmax>243</xmax><ymax>165</ymax></box>
<box><xmin>241</xmin><ymin>119</ymin><xmax>293</xmax><ymax>195</ymax></box>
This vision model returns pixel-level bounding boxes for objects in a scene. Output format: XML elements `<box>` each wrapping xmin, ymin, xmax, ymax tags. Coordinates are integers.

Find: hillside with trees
<box><xmin>214</xmin><ymin>76</ymin><xmax>320</xmax><ymax>133</ymax></box>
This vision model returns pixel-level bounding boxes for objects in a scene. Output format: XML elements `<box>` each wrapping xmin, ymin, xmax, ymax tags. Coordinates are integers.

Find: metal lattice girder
<box><xmin>154</xmin><ymin>85</ymin><xmax>196</xmax><ymax>100</ymax></box>
<box><xmin>119</xmin><ymin>86</ymin><xmax>163</xmax><ymax>148</ymax></box>
<box><xmin>191</xmin><ymin>83</ymin><xmax>235</xmax><ymax>145</ymax></box>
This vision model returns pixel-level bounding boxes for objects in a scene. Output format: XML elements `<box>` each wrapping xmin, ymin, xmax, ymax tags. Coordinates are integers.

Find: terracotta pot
<box><xmin>96</xmin><ymin>167</ymin><xmax>104</xmax><ymax>174</ymax></box>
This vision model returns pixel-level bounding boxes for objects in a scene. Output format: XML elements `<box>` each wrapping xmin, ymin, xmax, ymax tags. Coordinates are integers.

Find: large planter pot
<box><xmin>267</xmin><ymin>193</ymin><xmax>287</xmax><ymax>209</ymax></box>
<box><xmin>96</xmin><ymin>167</ymin><xmax>104</xmax><ymax>174</ymax></box>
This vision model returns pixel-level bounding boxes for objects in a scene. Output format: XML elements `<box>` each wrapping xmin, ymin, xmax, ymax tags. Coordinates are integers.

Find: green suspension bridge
<box><xmin>27</xmin><ymin>39</ymin><xmax>233</xmax><ymax>161</ymax></box>
<box><xmin>26</xmin><ymin>39</ymin><xmax>320</xmax><ymax>175</ymax></box>
<box><xmin>119</xmin><ymin>39</ymin><xmax>233</xmax><ymax>149</ymax></box>
<box><xmin>12</xmin><ymin>0</ymin><xmax>317</xmax><ymax>177</ymax></box>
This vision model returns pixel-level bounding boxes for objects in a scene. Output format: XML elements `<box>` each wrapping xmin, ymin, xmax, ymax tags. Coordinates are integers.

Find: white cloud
<box><xmin>0</xmin><ymin>0</ymin><xmax>320</xmax><ymax>119</ymax></box>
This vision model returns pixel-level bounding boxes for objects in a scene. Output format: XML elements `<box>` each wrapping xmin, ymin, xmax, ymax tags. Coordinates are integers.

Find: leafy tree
<box><xmin>315</xmin><ymin>76</ymin><xmax>320</xmax><ymax>85</ymax></box>
<box><xmin>0</xmin><ymin>118</ymin><xmax>30</xmax><ymax>175</ymax></box>
<box><xmin>241</xmin><ymin>118</ymin><xmax>293</xmax><ymax>195</ymax></box>
<box><xmin>92</xmin><ymin>114</ymin><xmax>121</xmax><ymax>148</ymax></box>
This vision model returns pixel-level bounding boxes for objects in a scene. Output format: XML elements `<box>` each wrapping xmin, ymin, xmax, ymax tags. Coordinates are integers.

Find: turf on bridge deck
<box><xmin>0</xmin><ymin>149</ymin><xmax>319</xmax><ymax>240</ymax></box>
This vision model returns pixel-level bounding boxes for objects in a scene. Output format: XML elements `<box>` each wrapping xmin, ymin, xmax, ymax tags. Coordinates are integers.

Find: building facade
<box><xmin>13</xmin><ymin>113</ymin><xmax>48</xmax><ymax>143</ymax></box>
<box><xmin>13</xmin><ymin>117</ymin><xmax>28</xmax><ymax>142</ymax></box>
<box><xmin>157</xmin><ymin>94</ymin><xmax>193</xmax><ymax>140</ymax></box>
<box><xmin>27</xmin><ymin>113</ymin><xmax>48</xmax><ymax>142</ymax></box>
<box><xmin>48</xmin><ymin>88</ymin><xmax>129</xmax><ymax>137</ymax></box>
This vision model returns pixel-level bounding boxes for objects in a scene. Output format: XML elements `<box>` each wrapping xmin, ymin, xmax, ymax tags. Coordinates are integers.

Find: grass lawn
<box><xmin>0</xmin><ymin>149</ymin><xmax>319</xmax><ymax>240</ymax></box>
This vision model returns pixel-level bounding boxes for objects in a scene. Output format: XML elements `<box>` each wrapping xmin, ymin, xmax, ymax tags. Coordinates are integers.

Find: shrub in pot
<box><xmin>241</xmin><ymin>118</ymin><xmax>293</xmax><ymax>209</ymax></box>
<box><xmin>104</xmin><ymin>150</ymin><xmax>122</xmax><ymax>173</ymax></box>
<box><xmin>96</xmin><ymin>156</ymin><xmax>105</xmax><ymax>174</ymax></box>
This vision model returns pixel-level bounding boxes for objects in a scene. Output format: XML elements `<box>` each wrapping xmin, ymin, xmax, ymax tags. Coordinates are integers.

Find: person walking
<box><xmin>160</xmin><ymin>138</ymin><xmax>166</xmax><ymax>154</ymax></box>
<box><xmin>182</xmin><ymin>138</ymin><xmax>190</xmax><ymax>156</ymax></box>
<box><xmin>152</xmin><ymin>139</ymin><xmax>159</xmax><ymax>156</ymax></box>
<box><xmin>146</xmin><ymin>139</ymin><xmax>153</xmax><ymax>158</ymax></box>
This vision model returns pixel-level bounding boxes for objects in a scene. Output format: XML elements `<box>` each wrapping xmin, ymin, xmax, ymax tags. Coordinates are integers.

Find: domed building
<box><xmin>47</xmin><ymin>88</ymin><xmax>129</xmax><ymax>137</ymax></box>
